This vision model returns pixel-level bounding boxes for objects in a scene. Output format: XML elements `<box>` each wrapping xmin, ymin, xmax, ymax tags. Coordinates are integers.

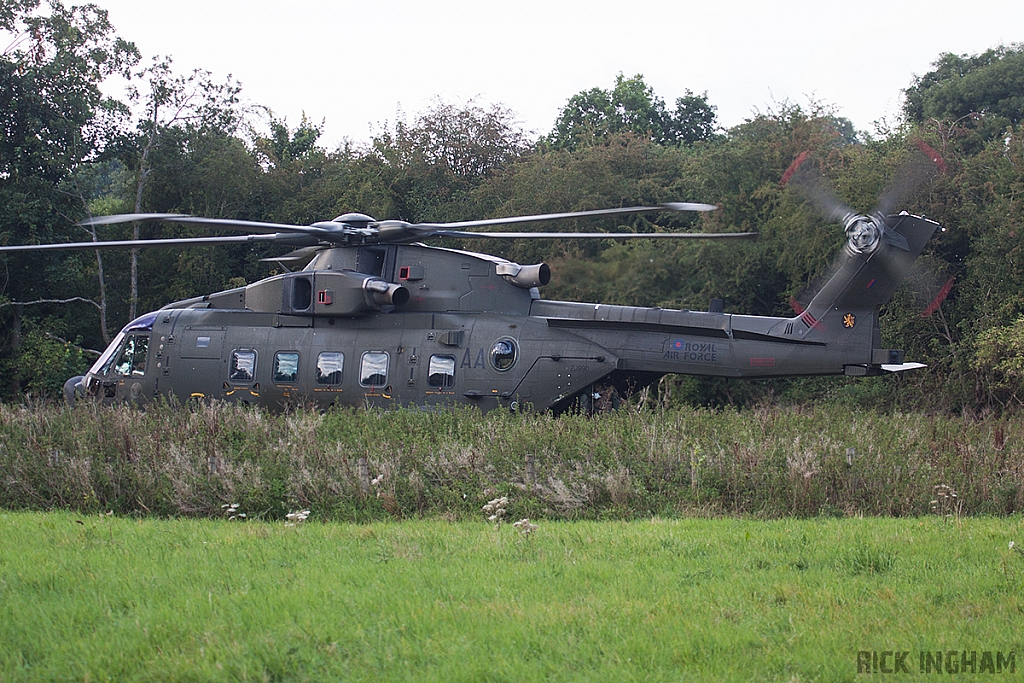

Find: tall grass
<box><xmin>1</xmin><ymin>401</ymin><xmax>1021</xmax><ymax>519</ymax></box>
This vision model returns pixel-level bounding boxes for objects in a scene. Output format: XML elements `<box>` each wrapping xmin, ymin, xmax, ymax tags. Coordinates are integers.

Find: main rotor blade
<box><xmin>65</xmin><ymin>203</ymin><xmax>724</xmax><ymax>249</ymax></box>
<box><xmin>78</xmin><ymin>213</ymin><xmax>331</xmax><ymax>236</ymax></box>
<box><xmin>78</xmin><ymin>213</ymin><xmax>190</xmax><ymax>226</ymax></box>
<box><xmin>0</xmin><ymin>233</ymin><xmax>320</xmax><ymax>253</ymax></box>
<box><xmin>407</xmin><ymin>203</ymin><xmax>717</xmax><ymax>231</ymax></box>
<box><xmin>431</xmin><ymin>230</ymin><xmax>758</xmax><ymax>240</ymax></box>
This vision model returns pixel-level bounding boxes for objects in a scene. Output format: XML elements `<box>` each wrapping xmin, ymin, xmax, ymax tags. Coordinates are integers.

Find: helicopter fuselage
<box><xmin>75</xmin><ymin>213</ymin><xmax>938</xmax><ymax>413</ymax></box>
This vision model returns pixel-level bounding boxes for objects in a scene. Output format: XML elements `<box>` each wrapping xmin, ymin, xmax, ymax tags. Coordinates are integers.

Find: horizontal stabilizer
<box><xmin>881</xmin><ymin>362</ymin><xmax>927</xmax><ymax>373</ymax></box>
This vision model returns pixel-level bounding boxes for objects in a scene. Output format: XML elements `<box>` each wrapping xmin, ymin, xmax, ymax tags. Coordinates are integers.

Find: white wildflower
<box><xmin>513</xmin><ymin>518</ymin><xmax>538</xmax><ymax>536</ymax></box>
<box><xmin>482</xmin><ymin>496</ymin><xmax>508</xmax><ymax>524</ymax></box>
<box><xmin>285</xmin><ymin>509</ymin><xmax>311</xmax><ymax>526</ymax></box>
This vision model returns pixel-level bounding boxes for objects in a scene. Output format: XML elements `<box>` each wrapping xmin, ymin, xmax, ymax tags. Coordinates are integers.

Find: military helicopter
<box><xmin>0</xmin><ymin>192</ymin><xmax>939</xmax><ymax>414</ymax></box>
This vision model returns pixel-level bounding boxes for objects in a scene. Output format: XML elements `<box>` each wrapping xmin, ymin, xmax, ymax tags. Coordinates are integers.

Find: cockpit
<box><xmin>82</xmin><ymin>311</ymin><xmax>158</xmax><ymax>397</ymax></box>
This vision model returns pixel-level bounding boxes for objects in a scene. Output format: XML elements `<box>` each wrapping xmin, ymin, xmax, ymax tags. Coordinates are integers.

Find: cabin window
<box><xmin>112</xmin><ymin>334</ymin><xmax>149</xmax><ymax>377</ymax></box>
<box><xmin>273</xmin><ymin>352</ymin><xmax>299</xmax><ymax>384</ymax></box>
<box><xmin>489</xmin><ymin>338</ymin><xmax>518</xmax><ymax>372</ymax></box>
<box><xmin>229</xmin><ymin>350</ymin><xmax>257</xmax><ymax>383</ymax></box>
<box><xmin>359</xmin><ymin>352</ymin><xmax>389</xmax><ymax>387</ymax></box>
<box><xmin>316</xmin><ymin>352</ymin><xmax>344</xmax><ymax>385</ymax></box>
<box><xmin>428</xmin><ymin>355</ymin><xmax>456</xmax><ymax>388</ymax></box>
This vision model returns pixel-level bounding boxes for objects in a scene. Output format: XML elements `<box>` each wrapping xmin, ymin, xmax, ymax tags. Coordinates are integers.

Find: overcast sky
<box><xmin>93</xmin><ymin>0</ymin><xmax>1023</xmax><ymax>149</ymax></box>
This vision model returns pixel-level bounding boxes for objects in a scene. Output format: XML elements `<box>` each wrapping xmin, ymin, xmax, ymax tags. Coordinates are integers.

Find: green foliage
<box><xmin>369</xmin><ymin>99</ymin><xmax>531</xmax><ymax>222</ymax></box>
<box><xmin>474</xmin><ymin>132</ymin><xmax>705</xmax><ymax>267</ymax></box>
<box><xmin>547</xmin><ymin>73</ymin><xmax>718</xmax><ymax>150</ymax></box>
<box><xmin>251</xmin><ymin>110</ymin><xmax>323</xmax><ymax>167</ymax></box>
<box><xmin>0</xmin><ymin>1</ymin><xmax>138</xmax><ymax>184</ymax></box>
<box><xmin>974</xmin><ymin>315</ymin><xmax>1024</xmax><ymax>407</ymax></box>
<box><xmin>0</xmin><ymin>2</ymin><xmax>138</xmax><ymax>401</ymax></box>
<box><xmin>903</xmin><ymin>45</ymin><xmax>1024</xmax><ymax>143</ymax></box>
<box><xmin>0</xmin><ymin>318</ymin><xmax>92</xmax><ymax>399</ymax></box>
<box><xmin>0</xmin><ymin>0</ymin><xmax>139</xmax><ymax>249</ymax></box>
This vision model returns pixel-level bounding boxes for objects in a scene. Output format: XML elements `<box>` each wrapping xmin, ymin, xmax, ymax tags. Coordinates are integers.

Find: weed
<box><xmin>931</xmin><ymin>484</ymin><xmax>964</xmax><ymax>525</ymax></box>
<box><xmin>482</xmin><ymin>496</ymin><xmax>508</xmax><ymax>523</ymax></box>
<box><xmin>2</xmin><ymin>402</ymin><xmax>1024</xmax><ymax>520</ymax></box>
<box><xmin>512</xmin><ymin>518</ymin><xmax>538</xmax><ymax>536</ymax></box>
<box><xmin>284</xmin><ymin>509</ymin><xmax>310</xmax><ymax>526</ymax></box>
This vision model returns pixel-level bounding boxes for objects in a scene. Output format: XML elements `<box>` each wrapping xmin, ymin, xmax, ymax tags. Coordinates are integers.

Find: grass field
<box><xmin>2</xmin><ymin>511</ymin><xmax>1022</xmax><ymax>682</ymax></box>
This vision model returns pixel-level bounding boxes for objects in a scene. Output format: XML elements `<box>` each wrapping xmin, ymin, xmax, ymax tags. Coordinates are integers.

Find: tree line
<box><xmin>2</xmin><ymin>1</ymin><xmax>1024</xmax><ymax>412</ymax></box>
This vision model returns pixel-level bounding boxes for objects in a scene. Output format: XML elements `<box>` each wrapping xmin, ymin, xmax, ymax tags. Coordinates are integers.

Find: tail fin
<box><xmin>802</xmin><ymin>213</ymin><xmax>940</xmax><ymax>325</ymax></box>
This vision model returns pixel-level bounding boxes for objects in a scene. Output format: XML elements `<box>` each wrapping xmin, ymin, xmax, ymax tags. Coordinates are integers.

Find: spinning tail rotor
<box><xmin>782</xmin><ymin>142</ymin><xmax>948</xmax><ymax>316</ymax></box>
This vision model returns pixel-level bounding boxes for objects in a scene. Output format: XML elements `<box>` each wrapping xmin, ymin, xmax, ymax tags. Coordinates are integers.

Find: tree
<box><xmin>369</xmin><ymin>99</ymin><xmax>531</xmax><ymax>222</ymax></box>
<box><xmin>0</xmin><ymin>0</ymin><xmax>138</xmax><ymax>399</ymax></box>
<box><xmin>903</xmin><ymin>45</ymin><xmax>1024</xmax><ymax>138</ymax></box>
<box><xmin>250</xmin><ymin>109</ymin><xmax>323</xmax><ymax>169</ymax></box>
<box><xmin>137</xmin><ymin>129</ymin><xmax>262</xmax><ymax>309</ymax></box>
<box><xmin>672</xmin><ymin>90</ymin><xmax>719</xmax><ymax>145</ymax></box>
<box><xmin>117</xmin><ymin>56</ymin><xmax>243</xmax><ymax>319</ymax></box>
<box><xmin>245</xmin><ymin>112</ymin><xmax>378</xmax><ymax>229</ymax></box>
<box><xmin>547</xmin><ymin>74</ymin><xmax>718</xmax><ymax>150</ymax></box>
<box><xmin>1</xmin><ymin>1</ymin><xmax>137</xmax><ymax>185</ymax></box>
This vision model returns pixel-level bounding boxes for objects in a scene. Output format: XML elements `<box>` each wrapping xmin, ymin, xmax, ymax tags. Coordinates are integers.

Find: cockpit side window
<box><xmin>90</xmin><ymin>332</ymin><xmax>126</xmax><ymax>376</ymax></box>
<box><xmin>112</xmin><ymin>335</ymin><xmax>150</xmax><ymax>377</ymax></box>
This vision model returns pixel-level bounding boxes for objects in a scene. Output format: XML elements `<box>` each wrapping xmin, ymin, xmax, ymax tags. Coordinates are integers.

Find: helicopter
<box><xmin>0</xmin><ymin>193</ymin><xmax>939</xmax><ymax>414</ymax></box>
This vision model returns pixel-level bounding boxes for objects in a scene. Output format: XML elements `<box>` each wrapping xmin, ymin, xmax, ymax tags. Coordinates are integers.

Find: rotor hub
<box><xmin>844</xmin><ymin>214</ymin><xmax>881</xmax><ymax>254</ymax></box>
<box><xmin>333</xmin><ymin>213</ymin><xmax>376</xmax><ymax>228</ymax></box>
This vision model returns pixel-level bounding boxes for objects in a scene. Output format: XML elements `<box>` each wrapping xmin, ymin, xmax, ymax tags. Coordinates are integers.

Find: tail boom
<box><xmin>531</xmin><ymin>213</ymin><xmax>939</xmax><ymax>387</ymax></box>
